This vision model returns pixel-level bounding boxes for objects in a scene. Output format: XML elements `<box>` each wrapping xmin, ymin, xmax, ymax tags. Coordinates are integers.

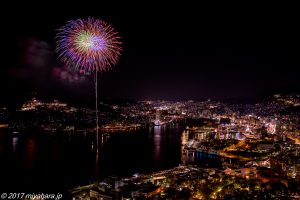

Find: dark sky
<box><xmin>1</xmin><ymin>2</ymin><xmax>300</xmax><ymax>104</ymax></box>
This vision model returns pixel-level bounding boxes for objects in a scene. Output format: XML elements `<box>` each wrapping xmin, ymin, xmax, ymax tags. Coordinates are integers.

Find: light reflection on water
<box><xmin>12</xmin><ymin>137</ymin><xmax>18</xmax><ymax>153</ymax></box>
<box><xmin>24</xmin><ymin>138</ymin><xmax>37</xmax><ymax>170</ymax></box>
<box><xmin>153</xmin><ymin>125</ymin><xmax>162</xmax><ymax>168</ymax></box>
<box><xmin>1</xmin><ymin>124</ymin><xmax>218</xmax><ymax>191</ymax></box>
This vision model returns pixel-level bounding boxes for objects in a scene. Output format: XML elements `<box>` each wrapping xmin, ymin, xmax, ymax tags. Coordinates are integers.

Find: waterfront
<box><xmin>0</xmin><ymin>124</ymin><xmax>186</xmax><ymax>192</ymax></box>
<box><xmin>1</xmin><ymin>96</ymin><xmax>300</xmax><ymax>198</ymax></box>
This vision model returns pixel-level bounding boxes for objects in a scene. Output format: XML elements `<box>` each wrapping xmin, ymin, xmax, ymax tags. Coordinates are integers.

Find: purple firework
<box><xmin>56</xmin><ymin>17</ymin><xmax>122</xmax><ymax>72</ymax></box>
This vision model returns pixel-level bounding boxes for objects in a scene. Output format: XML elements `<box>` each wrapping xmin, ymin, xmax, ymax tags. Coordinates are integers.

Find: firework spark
<box><xmin>56</xmin><ymin>17</ymin><xmax>122</xmax><ymax>72</ymax></box>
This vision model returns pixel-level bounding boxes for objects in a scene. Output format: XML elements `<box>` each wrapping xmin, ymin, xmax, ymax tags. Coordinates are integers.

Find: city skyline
<box><xmin>1</xmin><ymin>91</ymin><xmax>300</xmax><ymax>198</ymax></box>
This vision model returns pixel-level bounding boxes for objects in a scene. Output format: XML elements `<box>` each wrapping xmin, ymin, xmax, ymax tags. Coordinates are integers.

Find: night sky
<box><xmin>1</xmin><ymin>3</ymin><xmax>300</xmax><ymax>104</ymax></box>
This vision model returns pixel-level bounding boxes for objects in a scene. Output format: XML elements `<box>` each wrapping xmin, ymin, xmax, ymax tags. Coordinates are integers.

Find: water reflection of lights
<box><xmin>181</xmin><ymin>130</ymin><xmax>188</xmax><ymax>164</ymax></box>
<box><xmin>154</xmin><ymin>126</ymin><xmax>162</xmax><ymax>167</ymax></box>
<box><xmin>12</xmin><ymin>137</ymin><xmax>18</xmax><ymax>153</ymax></box>
<box><xmin>94</xmin><ymin>153</ymin><xmax>100</xmax><ymax>180</ymax></box>
<box><xmin>25</xmin><ymin>138</ymin><xmax>37</xmax><ymax>170</ymax></box>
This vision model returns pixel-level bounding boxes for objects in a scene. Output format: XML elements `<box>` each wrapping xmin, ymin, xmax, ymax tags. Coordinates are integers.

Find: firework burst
<box><xmin>56</xmin><ymin>17</ymin><xmax>122</xmax><ymax>72</ymax></box>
